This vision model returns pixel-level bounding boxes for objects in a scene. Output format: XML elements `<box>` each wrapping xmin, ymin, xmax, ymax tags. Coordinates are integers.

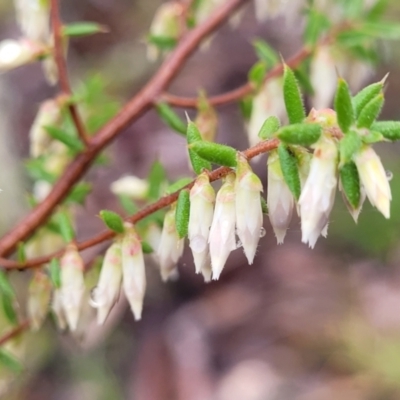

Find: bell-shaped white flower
<box><xmin>110</xmin><ymin>175</ymin><xmax>149</xmax><ymax>200</ymax></box>
<box><xmin>157</xmin><ymin>206</ymin><xmax>184</xmax><ymax>282</ymax></box>
<box><xmin>209</xmin><ymin>172</ymin><xmax>236</xmax><ymax>279</ymax></box>
<box><xmin>267</xmin><ymin>150</ymin><xmax>294</xmax><ymax>244</ymax></box>
<box><xmin>51</xmin><ymin>288</ymin><xmax>67</xmax><ymax>330</ymax></box>
<box><xmin>60</xmin><ymin>244</ymin><xmax>86</xmax><ymax>331</ymax></box>
<box><xmin>30</xmin><ymin>99</ymin><xmax>62</xmax><ymax>158</ymax></box>
<box><xmin>0</xmin><ymin>39</ymin><xmax>44</xmax><ymax>72</ymax></box>
<box><xmin>299</xmin><ymin>136</ymin><xmax>338</xmax><ymax>248</ymax></box>
<box><xmin>90</xmin><ymin>241</ymin><xmax>123</xmax><ymax>325</ymax></box>
<box><xmin>27</xmin><ymin>270</ymin><xmax>52</xmax><ymax>331</ymax></box>
<box><xmin>236</xmin><ymin>154</ymin><xmax>264</xmax><ymax>264</ymax></box>
<box><xmin>121</xmin><ymin>224</ymin><xmax>146</xmax><ymax>321</ymax></box>
<box><xmin>247</xmin><ymin>78</ymin><xmax>286</xmax><ymax>147</ymax></box>
<box><xmin>354</xmin><ymin>146</ymin><xmax>391</xmax><ymax>218</ymax></box>
<box><xmin>188</xmin><ymin>173</ymin><xmax>215</xmax><ymax>274</ymax></box>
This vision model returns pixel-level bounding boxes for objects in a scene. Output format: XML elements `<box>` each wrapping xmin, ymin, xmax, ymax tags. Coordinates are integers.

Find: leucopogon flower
<box><xmin>298</xmin><ymin>135</ymin><xmax>338</xmax><ymax>248</ymax></box>
<box><xmin>110</xmin><ymin>175</ymin><xmax>149</xmax><ymax>200</ymax></box>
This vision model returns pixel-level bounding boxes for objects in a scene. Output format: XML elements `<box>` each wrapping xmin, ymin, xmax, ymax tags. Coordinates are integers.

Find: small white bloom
<box><xmin>60</xmin><ymin>244</ymin><xmax>86</xmax><ymax>331</ymax></box>
<box><xmin>27</xmin><ymin>270</ymin><xmax>52</xmax><ymax>331</ymax></box>
<box><xmin>209</xmin><ymin>173</ymin><xmax>236</xmax><ymax>279</ymax></box>
<box><xmin>90</xmin><ymin>241</ymin><xmax>123</xmax><ymax>325</ymax></box>
<box><xmin>51</xmin><ymin>288</ymin><xmax>67</xmax><ymax>330</ymax></box>
<box><xmin>236</xmin><ymin>155</ymin><xmax>264</xmax><ymax>264</ymax></box>
<box><xmin>0</xmin><ymin>39</ymin><xmax>44</xmax><ymax>72</ymax></box>
<box><xmin>247</xmin><ymin>78</ymin><xmax>286</xmax><ymax>147</ymax></box>
<box><xmin>267</xmin><ymin>150</ymin><xmax>294</xmax><ymax>244</ymax></box>
<box><xmin>121</xmin><ymin>224</ymin><xmax>146</xmax><ymax>321</ymax></box>
<box><xmin>188</xmin><ymin>173</ymin><xmax>215</xmax><ymax>274</ymax></box>
<box><xmin>354</xmin><ymin>146</ymin><xmax>391</xmax><ymax>218</ymax></box>
<box><xmin>110</xmin><ymin>176</ymin><xmax>149</xmax><ymax>200</ymax></box>
<box><xmin>299</xmin><ymin>136</ymin><xmax>338</xmax><ymax>248</ymax></box>
<box><xmin>157</xmin><ymin>206</ymin><xmax>184</xmax><ymax>282</ymax></box>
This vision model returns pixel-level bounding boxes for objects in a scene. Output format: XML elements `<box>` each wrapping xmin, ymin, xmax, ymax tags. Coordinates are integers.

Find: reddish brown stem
<box><xmin>0</xmin><ymin>0</ymin><xmax>250</xmax><ymax>258</ymax></box>
<box><xmin>0</xmin><ymin>138</ymin><xmax>279</xmax><ymax>270</ymax></box>
<box><xmin>0</xmin><ymin>320</ymin><xmax>30</xmax><ymax>346</ymax></box>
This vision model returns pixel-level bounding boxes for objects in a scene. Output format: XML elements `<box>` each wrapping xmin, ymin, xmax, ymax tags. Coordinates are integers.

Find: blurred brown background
<box><xmin>2</xmin><ymin>0</ymin><xmax>400</xmax><ymax>399</ymax></box>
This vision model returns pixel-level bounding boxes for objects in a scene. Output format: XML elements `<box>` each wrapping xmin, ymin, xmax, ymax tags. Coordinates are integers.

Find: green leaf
<box><xmin>370</xmin><ymin>121</ymin><xmax>400</xmax><ymax>141</ymax></box>
<box><xmin>141</xmin><ymin>242</ymin><xmax>154</xmax><ymax>254</ymax></box>
<box><xmin>147</xmin><ymin>35</ymin><xmax>177</xmax><ymax>50</ymax></box>
<box><xmin>340</xmin><ymin>162</ymin><xmax>361</xmax><ymax>209</ymax></box>
<box><xmin>278</xmin><ymin>144</ymin><xmax>301</xmax><ymax>200</ymax></box>
<box><xmin>25</xmin><ymin>159</ymin><xmax>56</xmax><ymax>183</ymax></box>
<box><xmin>304</xmin><ymin>8</ymin><xmax>330</xmax><ymax>46</ymax></box>
<box><xmin>356</xmin><ymin>93</ymin><xmax>384</xmax><ymax>129</ymax></box>
<box><xmin>118</xmin><ymin>195</ymin><xmax>137</xmax><ymax>215</ymax></box>
<box><xmin>334</xmin><ymin>78</ymin><xmax>354</xmax><ymax>133</ymax></box>
<box><xmin>155</xmin><ymin>103</ymin><xmax>186</xmax><ymax>135</ymax></box>
<box><xmin>339</xmin><ymin>130</ymin><xmax>361</xmax><ymax>165</ymax></box>
<box><xmin>362</xmin><ymin>130</ymin><xmax>383</xmax><ymax>144</ymax></box>
<box><xmin>360</xmin><ymin>21</ymin><xmax>400</xmax><ymax>40</ymax></box>
<box><xmin>258</xmin><ymin>116</ymin><xmax>280</xmax><ymax>140</ymax></box>
<box><xmin>294</xmin><ymin>66</ymin><xmax>315</xmax><ymax>96</ymax></box>
<box><xmin>283</xmin><ymin>64</ymin><xmax>306</xmax><ymax>124</ymax></box>
<box><xmin>189</xmin><ymin>141</ymin><xmax>237</xmax><ymax>167</ymax></box>
<box><xmin>49</xmin><ymin>258</ymin><xmax>61</xmax><ymax>289</ymax></box>
<box><xmin>260</xmin><ymin>195</ymin><xmax>268</xmax><ymax>214</ymax></box>
<box><xmin>45</xmin><ymin>126</ymin><xmax>84</xmax><ymax>152</ymax></box>
<box><xmin>0</xmin><ymin>349</ymin><xmax>23</xmax><ymax>374</ymax></box>
<box><xmin>16</xmin><ymin>243</ymin><xmax>26</xmax><ymax>265</ymax></box>
<box><xmin>66</xmin><ymin>182</ymin><xmax>92</xmax><ymax>205</ymax></box>
<box><xmin>186</xmin><ymin>121</ymin><xmax>212</xmax><ymax>174</ymax></box>
<box><xmin>252</xmin><ymin>39</ymin><xmax>278</xmax><ymax>66</ymax></box>
<box><xmin>63</xmin><ymin>22</ymin><xmax>108</xmax><ymax>37</ymax></box>
<box><xmin>148</xmin><ymin>160</ymin><xmax>166</xmax><ymax>200</ymax></box>
<box><xmin>366</xmin><ymin>0</ymin><xmax>389</xmax><ymax>21</ymax></box>
<box><xmin>2</xmin><ymin>294</ymin><xmax>18</xmax><ymax>326</ymax></box>
<box><xmin>175</xmin><ymin>189</ymin><xmax>191</xmax><ymax>239</ymax></box>
<box><xmin>54</xmin><ymin>211</ymin><xmax>75</xmax><ymax>242</ymax></box>
<box><xmin>239</xmin><ymin>96</ymin><xmax>253</xmax><ymax>121</ymax></box>
<box><xmin>165</xmin><ymin>178</ymin><xmax>193</xmax><ymax>195</ymax></box>
<box><xmin>353</xmin><ymin>79</ymin><xmax>385</xmax><ymax>118</ymax></box>
<box><xmin>0</xmin><ymin>271</ymin><xmax>15</xmax><ymax>298</ymax></box>
<box><xmin>99</xmin><ymin>210</ymin><xmax>125</xmax><ymax>234</ymax></box>
<box><xmin>278</xmin><ymin>123</ymin><xmax>322</xmax><ymax>146</ymax></box>
<box><xmin>248</xmin><ymin>61</ymin><xmax>267</xmax><ymax>89</ymax></box>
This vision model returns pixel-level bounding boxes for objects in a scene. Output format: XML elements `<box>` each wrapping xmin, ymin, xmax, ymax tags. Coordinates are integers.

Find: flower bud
<box><xmin>188</xmin><ymin>173</ymin><xmax>215</xmax><ymax>274</ymax></box>
<box><xmin>110</xmin><ymin>175</ymin><xmax>149</xmax><ymax>200</ymax></box>
<box><xmin>29</xmin><ymin>99</ymin><xmax>62</xmax><ymax>158</ymax></box>
<box><xmin>236</xmin><ymin>155</ymin><xmax>264</xmax><ymax>263</ymax></box>
<box><xmin>267</xmin><ymin>150</ymin><xmax>294</xmax><ymax>244</ymax></box>
<box><xmin>209</xmin><ymin>173</ymin><xmax>236</xmax><ymax>280</ymax></box>
<box><xmin>247</xmin><ymin>78</ymin><xmax>286</xmax><ymax>147</ymax></box>
<box><xmin>90</xmin><ymin>241</ymin><xmax>123</xmax><ymax>325</ymax></box>
<box><xmin>51</xmin><ymin>288</ymin><xmax>67</xmax><ymax>330</ymax></box>
<box><xmin>121</xmin><ymin>224</ymin><xmax>146</xmax><ymax>321</ymax></box>
<box><xmin>0</xmin><ymin>39</ymin><xmax>45</xmax><ymax>72</ymax></box>
<box><xmin>299</xmin><ymin>136</ymin><xmax>338</xmax><ymax>248</ymax></box>
<box><xmin>354</xmin><ymin>146</ymin><xmax>391</xmax><ymax>218</ymax></box>
<box><xmin>27</xmin><ymin>270</ymin><xmax>52</xmax><ymax>331</ymax></box>
<box><xmin>157</xmin><ymin>206</ymin><xmax>184</xmax><ymax>282</ymax></box>
<box><xmin>60</xmin><ymin>244</ymin><xmax>86</xmax><ymax>331</ymax></box>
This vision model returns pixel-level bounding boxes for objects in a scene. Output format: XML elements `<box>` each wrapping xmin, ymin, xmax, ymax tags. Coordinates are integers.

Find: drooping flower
<box><xmin>195</xmin><ymin>95</ymin><xmax>218</xmax><ymax>143</ymax></box>
<box><xmin>60</xmin><ymin>244</ymin><xmax>86</xmax><ymax>331</ymax></box>
<box><xmin>157</xmin><ymin>206</ymin><xmax>184</xmax><ymax>281</ymax></box>
<box><xmin>267</xmin><ymin>150</ymin><xmax>294</xmax><ymax>244</ymax></box>
<box><xmin>121</xmin><ymin>224</ymin><xmax>146</xmax><ymax>320</ymax></box>
<box><xmin>90</xmin><ymin>241</ymin><xmax>123</xmax><ymax>325</ymax></box>
<box><xmin>51</xmin><ymin>288</ymin><xmax>67</xmax><ymax>330</ymax></box>
<box><xmin>298</xmin><ymin>136</ymin><xmax>338</xmax><ymax>248</ymax></box>
<box><xmin>354</xmin><ymin>146</ymin><xmax>391</xmax><ymax>218</ymax></box>
<box><xmin>110</xmin><ymin>175</ymin><xmax>149</xmax><ymax>200</ymax></box>
<box><xmin>188</xmin><ymin>173</ymin><xmax>215</xmax><ymax>274</ymax></box>
<box><xmin>209</xmin><ymin>172</ymin><xmax>236</xmax><ymax>279</ymax></box>
<box><xmin>236</xmin><ymin>154</ymin><xmax>264</xmax><ymax>263</ymax></box>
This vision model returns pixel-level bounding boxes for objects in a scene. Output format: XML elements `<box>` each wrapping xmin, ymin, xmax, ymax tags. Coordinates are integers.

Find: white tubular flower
<box><xmin>267</xmin><ymin>150</ymin><xmax>294</xmax><ymax>244</ymax></box>
<box><xmin>60</xmin><ymin>244</ymin><xmax>86</xmax><ymax>331</ymax></box>
<box><xmin>247</xmin><ymin>78</ymin><xmax>286</xmax><ymax>147</ymax></box>
<box><xmin>354</xmin><ymin>146</ymin><xmax>391</xmax><ymax>219</ymax></box>
<box><xmin>110</xmin><ymin>176</ymin><xmax>149</xmax><ymax>200</ymax></box>
<box><xmin>29</xmin><ymin>99</ymin><xmax>62</xmax><ymax>158</ymax></box>
<box><xmin>121</xmin><ymin>224</ymin><xmax>146</xmax><ymax>321</ymax></box>
<box><xmin>157</xmin><ymin>206</ymin><xmax>184</xmax><ymax>282</ymax></box>
<box><xmin>51</xmin><ymin>289</ymin><xmax>67</xmax><ymax>330</ymax></box>
<box><xmin>195</xmin><ymin>97</ymin><xmax>218</xmax><ymax>143</ymax></box>
<box><xmin>90</xmin><ymin>241</ymin><xmax>122</xmax><ymax>325</ymax></box>
<box><xmin>27</xmin><ymin>270</ymin><xmax>51</xmax><ymax>331</ymax></box>
<box><xmin>236</xmin><ymin>155</ymin><xmax>264</xmax><ymax>264</ymax></box>
<box><xmin>14</xmin><ymin>0</ymin><xmax>50</xmax><ymax>42</ymax></box>
<box><xmin>188</xmin><ymin>173</ymin><xmax>215</xmax><ymax>274</ymax></box>
<box><xmin>299</xmin><ymin>136</ymin><xmax>338</xmax><ymax>248</ymax></box>
<box><xmin>0</xmin><ymin>39</ymin><xmax>44</xmax><ymax>72</ymax></box>
<box><xmin>209</xmin><ymin>172</ymin><xmax>236</xmax><ymax>280</ymax></box>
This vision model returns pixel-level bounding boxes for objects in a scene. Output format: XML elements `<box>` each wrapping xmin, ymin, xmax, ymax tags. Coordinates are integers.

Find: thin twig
<box><xmin>50</xmin><ymin>0</ymin><xmax>89</xmax><ymax>147</ymax></box>
<box><xmin>0</xmin><ymin>0</ymin><xmax>250</xmax><ymax>258</ymax></box>
<box><xmin>0</xmin><ymin>138</ymin><xmax>279</xmax><ymax>270</ymax></box>
<box><xmin>0</xmin><ymin>320</ymin><xmax>30</xmax><ymax>346</ymax></box>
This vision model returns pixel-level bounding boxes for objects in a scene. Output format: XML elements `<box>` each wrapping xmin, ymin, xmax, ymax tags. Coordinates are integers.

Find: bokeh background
<box><xmin>2</xmin><ymin>0</ymin><xmax>400</xmax><ymax>399</ymax></box>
